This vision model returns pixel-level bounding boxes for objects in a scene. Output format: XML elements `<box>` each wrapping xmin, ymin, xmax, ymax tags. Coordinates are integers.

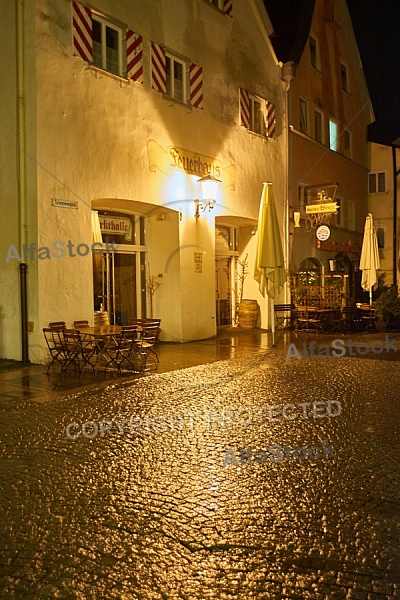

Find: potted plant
<box><xmin>374</xmin><ymin>288</ymin><xmax>400</xmax><ymax>332</ymax></box>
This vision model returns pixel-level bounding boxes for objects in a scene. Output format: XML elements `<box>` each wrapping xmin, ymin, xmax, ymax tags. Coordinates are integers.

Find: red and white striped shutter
<box><xmin>72</xmin><ymin>1</ymin><xmax>92</xmax><ymax>62</ymax></box>
<box><xmin>151</xmin><ymin>42</ymin><xmax>166</xmax><ymax>93</ymax></box>
<box><xmin>223</xmin><ymin>0</ymin><xmax>233</xmax><ymax>17</ymax></box>
<box><xmin>190</xmin><ymin>63</ymin><xmax>203</xmax><ymax>109</ymax></box>
<box><xmin>239</xmin><ymin>88</ymin><xmax>250</xmax><ymax>129</ymax></box>
<box><xmin>266</xmin><ymin>101</ymin><xmax>276</xmax><ymax>138</ymax></box>
<box><xmin>126</xmin><ymin>30</ymin><xmax>143</xmax><ymax>83</ymax></box>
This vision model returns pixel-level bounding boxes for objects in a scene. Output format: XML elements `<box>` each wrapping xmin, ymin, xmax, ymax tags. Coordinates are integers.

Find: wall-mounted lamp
<box><xmin>329</xmin><ymin>259</ymin><xmax>336</xmax><ymax>272</ymax></box>
<box><xmin>194</xmin><ymin>174</ymin><xmax>221</xmax><ymax>218</ymax></box>
<box><xmin>294</xmin><ymin>211</ymin><xmax>301</xmax><ymax>228</ymax></box>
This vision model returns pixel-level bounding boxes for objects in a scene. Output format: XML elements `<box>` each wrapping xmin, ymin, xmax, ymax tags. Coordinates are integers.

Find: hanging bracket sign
<box><xmin>306</xmin><ymin>202</ymin><xmax>338</xmax><ymax>214</ymax></box>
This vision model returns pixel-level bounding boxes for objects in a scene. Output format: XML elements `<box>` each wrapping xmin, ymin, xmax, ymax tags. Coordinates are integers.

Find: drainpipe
<box><xmin>281</xmin><ymin>62</ymin><xmax>296</xmax><ymax>304</ymax></box>
<box><xmin>17</xmin><ymin>0</ymin><xmax>29</xmax><ymax>363</ymax></box>
<box><xmin>392</xmin><ymin>144</ymin><xmax>399</xmax><ymax>291</ymax></box>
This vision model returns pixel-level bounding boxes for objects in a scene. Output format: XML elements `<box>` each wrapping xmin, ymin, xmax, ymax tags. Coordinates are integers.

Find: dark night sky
<box><xmin>347</xmin><ymin>0</ymin><xmax>400</xmax><ymax>145</ymax></box>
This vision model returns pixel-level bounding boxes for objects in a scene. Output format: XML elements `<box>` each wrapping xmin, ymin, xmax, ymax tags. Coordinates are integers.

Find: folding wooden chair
<box><xmin>73</xmin><ymin>320</ymin><xmax>89</xmax><ymax>329</ymax></box>
<box><xmin>43</xmin><ymin>328</ymin><xmax>68</xmax><ymax>373</ymax></box>
<box><xmin>49</xmin><ymin>321</ymin><xmax>66</xmax><ymax>330</ymax></box>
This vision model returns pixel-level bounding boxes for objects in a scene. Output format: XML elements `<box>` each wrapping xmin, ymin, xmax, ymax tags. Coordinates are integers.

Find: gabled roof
<box><xmin>263</xmin><ymin>0</ymin><xmax>316</xmax><ymax>64</ymax></box>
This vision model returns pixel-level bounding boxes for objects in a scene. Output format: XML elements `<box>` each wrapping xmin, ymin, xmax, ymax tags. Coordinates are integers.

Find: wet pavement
<box><xmin>0</xmin><ymin>328</ymin><xmax>400</xmax><ymax>599</ymax></box>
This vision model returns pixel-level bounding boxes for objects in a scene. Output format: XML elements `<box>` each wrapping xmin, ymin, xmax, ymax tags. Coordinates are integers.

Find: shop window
<box><xmin>298</xmin><ymin>257</ymin><xmax>322</xmax><ymax>285</ymax></box>
<box><xmin>369</xmin><ymin>171</ymin><xmax>386</xmax><ymax>193</ymax></box>
<box><xmin>329</xmin><ymin>118</ymin><xmax>338</xmax><ymax>151</ymax></box>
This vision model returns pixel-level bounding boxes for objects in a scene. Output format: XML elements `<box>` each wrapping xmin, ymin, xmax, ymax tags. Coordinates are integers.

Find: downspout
<box><xmin>392</xmin><ymin>145</ymin><xmax>399</xmax><ymax>291</ymax></box>
<box><xmin>281</xmin><ymin>62</ymin><xmax>296</xmax><ymax>304</ymax></box>
<box><xmin>17</xmin><ymin>0</ymin><xmax>29</xmax><ymax>363</ymax></box>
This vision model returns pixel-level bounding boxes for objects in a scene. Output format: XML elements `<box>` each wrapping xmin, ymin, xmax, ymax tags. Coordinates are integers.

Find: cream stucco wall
<box><xmin>1</xmin><ymin>0</ymin><xmax>286</xmax><ymax>360</ymax></box>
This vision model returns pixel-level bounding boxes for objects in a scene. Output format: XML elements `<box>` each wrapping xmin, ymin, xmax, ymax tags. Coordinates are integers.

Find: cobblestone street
<box><xmin>1</xmin><ymin>332</ymin><xmax>400</xmax><ymax>599</ymax></box>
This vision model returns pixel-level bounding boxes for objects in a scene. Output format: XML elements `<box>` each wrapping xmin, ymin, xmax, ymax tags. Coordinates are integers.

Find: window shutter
<box><xmin>378</xmin><ymin>172</ymin><xmax>386</xmax><ymax>192</ymax></box>
<box><xmin>126</xmin><ymin>30</ymin><xmax>143</xmax><ymax>83</ymax></box>
<box><xmin>239</xmin><ymin>88</ymin><xmax>250</xmax><ymax>129</ymax></box>
<box><xmin>151</xmin><ymin>42</ymin><xmax>166</xmax><ymax>93</ymax></box>
<box><xmin>223</xmin><ymin>0</ymin><xmax>233</xmax><ymax>17</ymax></box>
<box><xmin>190</xmin><ymin>63</ymin><xmax>203</xmax><ymax>109</ymax></box>
<box><xmin>72</xmin><ymin>1</ymin><xmax>92</xmax><ymax>62</ymax></box>
<box><xmin>266</xmin><ymin>101</ymin><xmax>276</xmax><ymax>138</ymax></box>
<box><xmin>368</xmin><ymin>173</ymin><xmax>376</xmax><ymax>194</ymax></box>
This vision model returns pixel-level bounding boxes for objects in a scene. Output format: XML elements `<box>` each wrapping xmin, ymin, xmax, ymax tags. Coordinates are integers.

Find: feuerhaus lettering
<box><xmin>169</xmin><ymin>146</ymin><xmax>221</xmax><ymax>178</ymax></box>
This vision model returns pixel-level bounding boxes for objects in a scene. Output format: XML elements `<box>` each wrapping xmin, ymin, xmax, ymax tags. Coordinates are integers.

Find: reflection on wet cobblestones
<box><xmin>1</xmin><ymin>340</ymin><xmax>400</xmax><ymax>598</ymax></box>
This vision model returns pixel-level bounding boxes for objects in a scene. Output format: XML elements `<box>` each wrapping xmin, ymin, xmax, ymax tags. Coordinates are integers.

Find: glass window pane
<box><xmin>368</xmin><ymin>174</ymin><xmax>376</xmax><ymax>193</ymax></box>
<box><xmin>299</xmin><ymin>99</ymin><xmax>308</xmax><ymax>134</ymax></box>
<box><xmin>329</xmin><ymin>120</ymin><xmax>337</xmax><ymax>151</ymax></box>
<box><xmin>378</xmin><ymin>172</ymin><xmax>386</xmax><ymax>192</ymax></box>
<box><xmin>315</xmin><ymin>110</ymin><xmax>322</xmax><ymax>143</ymax></box>
<box><xmin>174</xmin><ymin>61</ymin><xmax>184</xmax><ymax>101</ymax></box>
<box><xmin>106</xmin><ymin>26</ymin><xmax>119</xmax><ymax>74</ymax></box>
<box><xmin>92</xmin><ymin>20</ymin><xmax>102</xmax><ymax>68</ymax></box>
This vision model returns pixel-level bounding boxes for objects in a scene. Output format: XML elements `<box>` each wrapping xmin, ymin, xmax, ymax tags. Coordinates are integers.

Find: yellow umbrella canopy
<box><xmin>360</xmin><ymin>212</ymin><xmax>380</xmax><ymax>306</ymax></box>
<box><xmin>254</xmin><ymin>182</ymin><xmax>285</xmax><ymax>299</ymax></box>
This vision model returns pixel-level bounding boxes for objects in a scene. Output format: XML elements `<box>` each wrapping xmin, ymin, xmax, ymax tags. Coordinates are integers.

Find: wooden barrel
<box><xmin>238</xmin><ymin>299</ymin><xmax>259</xmax><ymax>329</ymax></box>
<box><xmin>94</xmin><ymin>311</ymin><xmax>109</xmax><ymax>326</ymax></box>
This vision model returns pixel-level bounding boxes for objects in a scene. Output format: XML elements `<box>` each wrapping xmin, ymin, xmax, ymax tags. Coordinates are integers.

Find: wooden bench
<box><xmin>274</xmin><ymin>304</ymin><xmax>295</xmax><ymax>330</ymax></box>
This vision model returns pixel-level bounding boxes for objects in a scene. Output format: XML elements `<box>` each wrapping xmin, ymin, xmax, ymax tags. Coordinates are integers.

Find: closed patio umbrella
<box><xmin>360</xmin><ymin>212</ymin><xmax>380</xmax><ymax>308</ymax></box>
<box><xmin>254</xmin><ymin>182</ymin><xmax>285</xmax><ymax>347</ymax></box>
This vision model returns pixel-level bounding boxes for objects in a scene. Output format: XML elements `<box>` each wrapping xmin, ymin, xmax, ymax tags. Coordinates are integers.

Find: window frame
<box><xmin>299</xmin><ymin>97</ymin><xmax>308</xmax><ymax>135</ymax></box>
<box><xmin>329</xmin><ymin>118</ymin><xmax>338</xmax><ymax>152</ymax></box>
<box><xmin>340</xmin><ymin>62</ymin><xmax>349</xmax><ymax>92</ymax></box>
<box><xmin>368</xmin><ymin>171</ymin><xmax>387</xmax><ymax>194</ymax></box>
<box><xmin>249</xmin><ymin>94</ymin><xmax>266</xmax><ymax>137</ymax></box>
<box><xmin>208</xmin><ymin>0</ymin><xmax>223</xmax><ymax>8</ymax></box>
<box><xmin>309</xmin><ymin>36</ymin><xmax>320</xmax><ymax>71</ymax></box>
<box><xmin>343</xmin><ymin>128</ymin><xmax>352</xmax><ymax>158</ymax></box>
<box><xmin>165</xmin><ymin>52</ymin><xmax>188</xmax><ymax>104</ymax></box>
<box><xmin>314</xmin><ymin>107</ymin><xmax>324</xmax><ymax>144</ymax></box>
<box><xmin>91</xmin><ymin>14</ymin><xmax>124</xmax><ymax>77</ymax></box>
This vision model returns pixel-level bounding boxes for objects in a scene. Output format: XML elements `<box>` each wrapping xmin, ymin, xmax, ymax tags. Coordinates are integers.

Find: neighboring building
<box><xmin>265</xmin><ymin>0</ymin><xmax>374</xmax><ymax>303</ymax></box>
<box><xmin>367</xmin><ymin>141</ymin><xmax>400</xmax><ymax>287</ymax></box>
<box><xmin>1</xmin><ymin>0</ymin><xmax>286</xmax><ymax>362</ymax></box>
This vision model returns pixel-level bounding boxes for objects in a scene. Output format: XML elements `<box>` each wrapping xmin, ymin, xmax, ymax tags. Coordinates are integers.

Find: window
<box><xmin>369</xmin><ymin>172</ymin><xmax>386</xmax><ymax>193</ymax></box>
<box><xmin>249</xmin><ymin>95</ymin><xmax>265</xmax><ymax>136</ymax></box>
<box><xmin>329</xmin><ymin>119</ymin><xmax>338</xmax><ymax>151</ymax></box>
<box><xmin>347</xmin><ymin>200</ymin><xmax>355</xmax><ymax>230</ymax></box>
<box><xmin>314</xmin><ymin>109</ymin><xmax>324</xmax><ymax>144</ymax></box>
<box><xmin>343</xmin><ymin>129</ymin><xmax>351</xmax><ymax>158</ymax></box>
<box><xmin>299</xmin><ymin>98</ymin><xmax>308</xmax><ymax>134</ymax></box>
<box><xmin>309</xmin><ymin>37</ymin><xmax>319</xmax><ymax>70</ymax></box>
<box><xmin>340</xmin><ymin>62</ymin><xmax>349</xmax><ymax>92</ymax></box>
<box><xmin>166</xmin><ymin>54</ymin><xmax>187</xmax><ymax>102</ymax></box>
<box><xmin>92</xmin><ymin>16</ymin><xmax>122</xmax><ymax>76</ymax></box>
<box><xmin>377</xmin><ymin>227</ymin><xmax>385</xmax><ymax>248</ymax></box>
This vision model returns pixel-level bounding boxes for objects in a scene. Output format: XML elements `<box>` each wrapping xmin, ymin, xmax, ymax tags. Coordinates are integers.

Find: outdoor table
<box><xmin>75</xmin><ymin>325</ymin><xmax>123</xmax><ymax>371</ymax></box>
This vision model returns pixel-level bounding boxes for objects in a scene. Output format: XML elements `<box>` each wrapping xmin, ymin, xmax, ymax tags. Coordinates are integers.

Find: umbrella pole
<box><xmin>271</xmin><ymin>298</ymin><xmax>276</xmax><ymax>348</ymax></box>
<box><xmin>369</xmin><ymin>287</ymin><xmax>372</xmax><ymax>309</ymax></box>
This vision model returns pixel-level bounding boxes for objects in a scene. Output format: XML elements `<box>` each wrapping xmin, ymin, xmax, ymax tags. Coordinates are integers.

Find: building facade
<box><xmin>266</xmin><ymin>0</ymin><xmax>373</xmax><ymax>303</ymax></box>
<box><xmin>1</xmin><ymin>0</ymin><xmax>287</xmax><ymax>362</ymax></box>
<box><xmin>367</xmin><ymin>141</ymin><xmax>400</xmax><ymax>287</ymax></box>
